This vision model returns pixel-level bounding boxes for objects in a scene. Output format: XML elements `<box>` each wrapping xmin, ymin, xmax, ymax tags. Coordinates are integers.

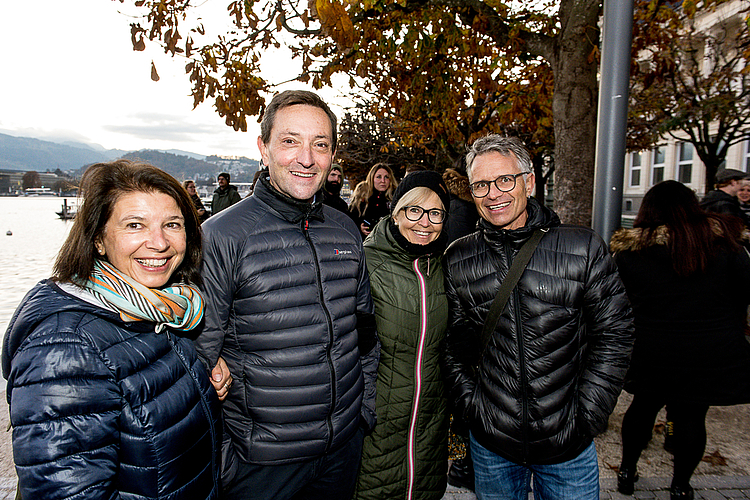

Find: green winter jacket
<box><xmin>355</xmin><ymin>218</ymin><xmax>449</xmax><ymax>500</ymax></box>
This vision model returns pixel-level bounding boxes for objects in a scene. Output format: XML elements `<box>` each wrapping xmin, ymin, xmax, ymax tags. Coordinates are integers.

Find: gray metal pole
<box><xmin>592</xmin><ymin>0</ymin><xmax>635</xmax><ymax>244</ymax></box>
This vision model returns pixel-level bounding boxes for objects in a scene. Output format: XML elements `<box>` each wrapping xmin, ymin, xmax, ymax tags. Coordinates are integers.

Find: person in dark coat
<box><xmin>442</xmin><ymin>135</ymin><xmax>634</xmax><ymax>500</ymax></box>
<box><xmin>442</xmin><ymin>167</ymin><xmax>479</xmax><ymax>244</ymax></box>
<box><xmin>611</xmin><ymin>180</ymin><xmax>750</xmax><ymax>500</ymax></box>
<box><xmin>2</xmin><ymin>159</ymin><xmax>223</xmax><ymax>500</ymax></box>
<box><xmin>700</xmin><ymin>168</ymin><xmax>750</xmax><ymax>226</ymax></box>
<box><xmin>349</xmin><ymin>163</ymin><xmax>398</xmax><ymax>239</ymax></box>
<box><xmin>211</xmin><ymin>172</ymin><xmax>242</xmax><ymax>214</ymax></box>
<box><xmin>184</xmin><ymin>179</ymin><xmax>209</xmax><ymax>222</ymax></box>
<box><xmin>322</xmin><ymin>163</ymin><xmax>350</xmax><ymax>215</ymax></box>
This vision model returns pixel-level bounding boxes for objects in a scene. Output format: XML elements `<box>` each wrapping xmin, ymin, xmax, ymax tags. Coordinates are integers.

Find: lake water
<box><xmin>0</xmin><ymin>197</ymin><xmax>75</xmax><ymax>392</ymax></box>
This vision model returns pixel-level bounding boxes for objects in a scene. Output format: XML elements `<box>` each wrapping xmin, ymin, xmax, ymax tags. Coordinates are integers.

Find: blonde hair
<box><xmin>391</xmin><ymin>186</ymin><xmax>445</xmax><ymax>219</ymax></box>
<box><xmin>349</xmin><ymin>163</ymin><xmax>399</xmax><ymax>217</ymax></box>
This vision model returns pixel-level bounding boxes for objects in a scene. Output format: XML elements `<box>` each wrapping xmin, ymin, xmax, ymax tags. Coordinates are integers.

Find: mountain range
<box><xmin>0</xmin><ymin>132</ymin><xmax>227</xmax><ymax>177</ymax></box>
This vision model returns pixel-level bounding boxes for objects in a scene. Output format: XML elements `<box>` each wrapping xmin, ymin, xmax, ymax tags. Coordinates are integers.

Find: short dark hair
<box><xmin>53</xmin><ymin>159</ymin><xmax>202</xmax><ymax>286</ymax></box>
<box><xmin>260</xmin><ymin>90</ymin><xmax>338</xmax><ymax>152</ymax></box>
<box><xmin>218</xmin><ymin>172</ymin><xmax>230</xmax><ymax>182</ymax></box>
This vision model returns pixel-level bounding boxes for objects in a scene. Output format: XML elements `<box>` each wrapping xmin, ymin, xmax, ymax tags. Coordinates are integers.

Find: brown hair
<box><xmin>260</xmin><ymin>90</ymin><xmax>338</xmax><ymax>152</ymax></box>
<box><xmin>53</xmin><ymin>159</ymin><xmax>202</xmax><ymax>286</ymax></box>
<box><xmin>634</xmin><ymin>180</ymin><xmax>743</xmax><ymax>276</ymax></box>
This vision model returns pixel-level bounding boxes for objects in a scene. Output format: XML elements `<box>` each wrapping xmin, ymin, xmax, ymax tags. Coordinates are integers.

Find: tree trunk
<box><xmin>549</xmin><ymin>1</ymin><xmax>601</xmax><ymax>227</ymax></box>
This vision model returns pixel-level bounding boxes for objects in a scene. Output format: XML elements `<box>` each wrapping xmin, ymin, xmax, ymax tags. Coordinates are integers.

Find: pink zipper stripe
<box><xmin>406</xmin><ymin>257</ymin><xmax>429</xmax><ymax>500</ymax></box>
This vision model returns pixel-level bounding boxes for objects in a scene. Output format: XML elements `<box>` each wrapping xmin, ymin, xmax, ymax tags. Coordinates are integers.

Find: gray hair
<box><xmin>465</xmin><ymin>135</ymin><xmax>533</xmax><ymax>182</ymax></box>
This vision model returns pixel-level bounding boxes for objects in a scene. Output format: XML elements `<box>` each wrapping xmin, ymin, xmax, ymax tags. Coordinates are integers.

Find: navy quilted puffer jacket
<box><xmin>2</xmin><ymin>280</ymin><xmax>221</xmax><ymax>500</ymax></box>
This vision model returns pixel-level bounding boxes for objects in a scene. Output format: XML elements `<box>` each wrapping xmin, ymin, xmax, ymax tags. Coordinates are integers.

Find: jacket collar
<box><xmin>254</xmin><ymin>173</ymin><xmax>325</xmax><ymax>224</ymax></box>
<box><xmin>479</xmin><ymin>197</ymin><xmax>561</xmax><ymax>245</ymax></box>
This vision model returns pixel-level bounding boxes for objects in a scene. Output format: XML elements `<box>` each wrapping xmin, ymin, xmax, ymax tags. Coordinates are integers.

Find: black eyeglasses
<box><xmin>401</xmin><ymin>206</ymin><xmax>447</xmax><ymax>224</ymax></box>
<box><xmin>469</xmin><ymin>172</ymin><xmax>527</xmax><ymax>198</ymax></box>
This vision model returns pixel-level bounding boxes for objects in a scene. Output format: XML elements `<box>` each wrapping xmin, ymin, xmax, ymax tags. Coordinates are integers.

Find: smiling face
<box><xmin>739</xmin><ymin>182</ymin><xmax>750</xmax><ymax>203</ymax></box>
<box><xmin>373</xmin><ymin>168</ymin><xmax>391</xmax><ymax>193</ymax></box>
<box><xmin>470</xmin><ymin>151</ymin><xmax>534</xmax><ymax>230</ymax></box>
<box><xmin>257</xmin><ymin>104</ymin><xmax>334</xmax><ymax>202</ymax></box>
<box><xmin>394</xmin><ymin>190</ymin><xmax>444</xmax><ymax>245</ymax></box>
<box><xmin>95</xmin><ymin>191</ymin><xmax>187</xmax><ymax>288</ymax></box>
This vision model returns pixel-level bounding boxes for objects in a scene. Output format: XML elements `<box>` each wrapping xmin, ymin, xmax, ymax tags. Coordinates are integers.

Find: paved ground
<box><xmin>440</xmin><ymin>476</ymin><xmax>750</xmax><ymax>499</ymax></box>
<box><xmin>4</xmin><ymin>472</ymin><xmax>750</xmax><ymax>500</ymax></box>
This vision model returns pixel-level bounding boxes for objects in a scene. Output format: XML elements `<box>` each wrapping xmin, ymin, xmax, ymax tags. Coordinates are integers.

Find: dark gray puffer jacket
<box><xmin>442</xmin><ymin>198</ymin><xmax>634</xmax><ymax>465</ymax></box>
<box><xmin>196</xmin><ymin>175</ymin><xmax>379</xmax><ymax>470</ymax></box>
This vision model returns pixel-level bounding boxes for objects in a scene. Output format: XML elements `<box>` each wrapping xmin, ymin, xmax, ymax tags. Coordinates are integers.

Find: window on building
<box><xmin>625</xmin><ymin>199</ymin><xmax>633</xmax><ymax>212</ymax></box>
<box><xmin>677</xmin><ymin>142</ymin><xmax>693</xmax><ymax>184</ymax></box>
<box><xmin>745</xmin><ymin>140</ymin><xmax>750</xmax><ymax>172</ymax></box>
<box><xmin>630</xmin><ymin>152</ymin><xmax>642</xmax><ymax>187</ymax></box>
<box><xmin>652</xmin><ymin>146</ymin><xmax>666</xmax><ymax>185</ymax></box>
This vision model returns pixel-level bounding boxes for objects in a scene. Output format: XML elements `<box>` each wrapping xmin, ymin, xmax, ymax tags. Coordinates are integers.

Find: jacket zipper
<box><xmin>167</xmin><ymin>331</ymin><xmax>219</xmax><ymax>490</ymax></box>
<box><xmin>406</xmin><ymin>256</ymin><xmax>429</xmax><ymax>500</ymax></box>
<box><xmin>505</xmin><ymin>242</ymin><xmax>530</xmax><ymax>464</ymax></box>
<box><xmin>302</xmin><ymin>218</ymin><xmax>337</xmax><ymax>452</ymax></box>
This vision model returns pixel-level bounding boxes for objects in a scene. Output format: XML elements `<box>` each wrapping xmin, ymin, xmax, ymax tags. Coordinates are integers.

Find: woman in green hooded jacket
<box><xmin>355</xmin><ymin>171</ymin><xmax>451</xmax><ymax>500</ymax></box>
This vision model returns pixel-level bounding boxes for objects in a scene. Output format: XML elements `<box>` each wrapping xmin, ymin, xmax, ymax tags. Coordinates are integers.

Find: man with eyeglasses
<box><xmin>441</xmin><ymin>134</ymin><xmax>634</xmax><ymax>500</ymax></box>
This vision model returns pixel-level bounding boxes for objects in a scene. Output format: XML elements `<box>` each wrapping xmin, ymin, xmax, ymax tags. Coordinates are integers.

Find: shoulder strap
<box><xmin>479</xmin><ymin>228</ymin><xmax>546</xmax><ymax>357</ymax></box>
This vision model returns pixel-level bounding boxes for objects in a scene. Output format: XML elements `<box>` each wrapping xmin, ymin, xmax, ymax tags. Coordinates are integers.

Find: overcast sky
<box><xmin>0</xmin><ymin>0</ymin><xmax>349</xmax><ymax>159</ymax></box>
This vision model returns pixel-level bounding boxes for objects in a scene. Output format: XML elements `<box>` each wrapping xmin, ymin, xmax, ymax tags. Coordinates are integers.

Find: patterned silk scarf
<box><xmin>80</xmin><ymin>260</ymin><xmax>204</xmax><ymax>333</ymax></box>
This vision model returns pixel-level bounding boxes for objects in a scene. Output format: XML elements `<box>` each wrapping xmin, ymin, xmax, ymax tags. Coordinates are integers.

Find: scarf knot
<box><xmin>80</xmin><ymin>260</ymin><xmax>204</xmax><ymax>333</ymax></box>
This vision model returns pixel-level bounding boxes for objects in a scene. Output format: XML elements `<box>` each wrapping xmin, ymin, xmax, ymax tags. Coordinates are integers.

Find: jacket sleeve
<box><xmin>356</xmin><ymin>251</ymin><xmax>380</xmax><ymax>431</ymax></box>
<box><xmin>193</xmin><ymin>224</ymin><xmax>232</xmax><ymax>370</ymax></box>
<box><xmin>578</xmin><ymin>233</ymin><xmax>635</xmax><ymax>436</ymax></box>
<box><xmin>441</xmin><ymin>253</ymin><xmax>480</xmax><ymax>422</ymax></box>
<box><xmin>9</xmin><ymin>326</ymin><xmax>121</xmax><ymax>500</ymax></box>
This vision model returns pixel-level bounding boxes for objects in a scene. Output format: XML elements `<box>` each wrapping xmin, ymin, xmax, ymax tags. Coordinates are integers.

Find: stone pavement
<box><xmin>2</xmin><ymin>474</ymin><xmax>750</xmax><ymax>499</ymax></box>
<box><xmin>440</xmin><ymin>476</ymin><xmax>750</xmax><ymax>500</ymax></box>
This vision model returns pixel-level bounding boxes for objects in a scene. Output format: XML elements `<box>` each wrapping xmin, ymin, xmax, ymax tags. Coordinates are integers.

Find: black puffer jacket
<box><xmin>2</xmin><ymin>280</ymin><xmax>221</xmax><ymax>500</ymax></box>
<box><xmin>196</xmin><ymin>175</ymin><xmax>379</xmax><ymax>471</ymax></box>
<box><xmin>442</xmin><ymin>198</ymin><xmax>634</xmax><ymax>465</ymax></box>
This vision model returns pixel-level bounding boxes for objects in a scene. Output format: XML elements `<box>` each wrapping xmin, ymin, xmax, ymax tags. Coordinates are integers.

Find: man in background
<box><xmin>211</xmin><ymin>172</ymin><xmax>242</xmax><ymax>214</ymax></box>
<box><xmin>322</xmin><ymin>163</ymin><xmax>350</xmax><ymax>215</ymax></box>
<box><xmin>700</xmin><ymin>168</ymin><xmax>750</xmax><ymax>227</ymax></box>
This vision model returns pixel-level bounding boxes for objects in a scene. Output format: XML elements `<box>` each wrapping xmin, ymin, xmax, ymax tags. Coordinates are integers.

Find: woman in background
<box><xmin>611</xmin><ymin>180</ymin><xmax>750</xmax><ymax>500</ymax></box>
<box><xmin>349</xmin><ymin>163</ymin><xmax>398</xmax><ymax>239</ymax></box>
<box><xmin>2</xmin><ymin>160</ymin><xmax>224</xmax><ymax>500</ymax></box>
<box><xmin>184</xmin><ymin>179</ymin><xmax>209</xmax><ymax>222</ymax></box>
<box><xmin>354</xmin><ymin>171</ymin><xmax>450</xmax><ymax>500</ymax></box>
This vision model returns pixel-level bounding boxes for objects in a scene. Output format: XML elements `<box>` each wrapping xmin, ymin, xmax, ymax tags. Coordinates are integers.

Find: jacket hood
<box><xmin>254</xmin><ymin>173</ymin><xmax>325</xmax><ymax>224</ymax></box>
<box><xmin>609</xmin><ymin>226</ymin><xmax>670</xmax><ymax>253</ymax></box>
<box><xmin>479</xmin><ymin>196</ymin><xmax>560</xmax><ymax>244</ymax></box>
<box><xmin>2</xmin><ymin>280</ymin><xmax>120</xmax><ymax>381</ymax></box>
<box><xmin>610</xmin><ymin>220</ymin><xmax>743</xmax><ymax>254</ymax></box>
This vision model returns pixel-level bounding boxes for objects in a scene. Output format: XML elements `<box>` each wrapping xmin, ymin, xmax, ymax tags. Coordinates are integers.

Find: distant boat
<box><xmin>25</xmin><ymin>187</ymin><xmax>57</xmax><ymax>196</ymax></box>
<box><xmin>56</xmin><ymin>199</ymin><xmax>77</xmax><ymax>220</ymax></box>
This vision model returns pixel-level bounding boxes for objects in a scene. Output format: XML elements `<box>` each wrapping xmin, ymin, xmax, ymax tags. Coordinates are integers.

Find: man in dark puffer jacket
<box><xmin>442</xmin><ymin>135</ymin><xmax>634</xmax><ymax>500</ymax></box>
<box><xmin>195</xmin><ymin>90</ymin><xmax>380</xmax><ymax>500</ymax></box>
